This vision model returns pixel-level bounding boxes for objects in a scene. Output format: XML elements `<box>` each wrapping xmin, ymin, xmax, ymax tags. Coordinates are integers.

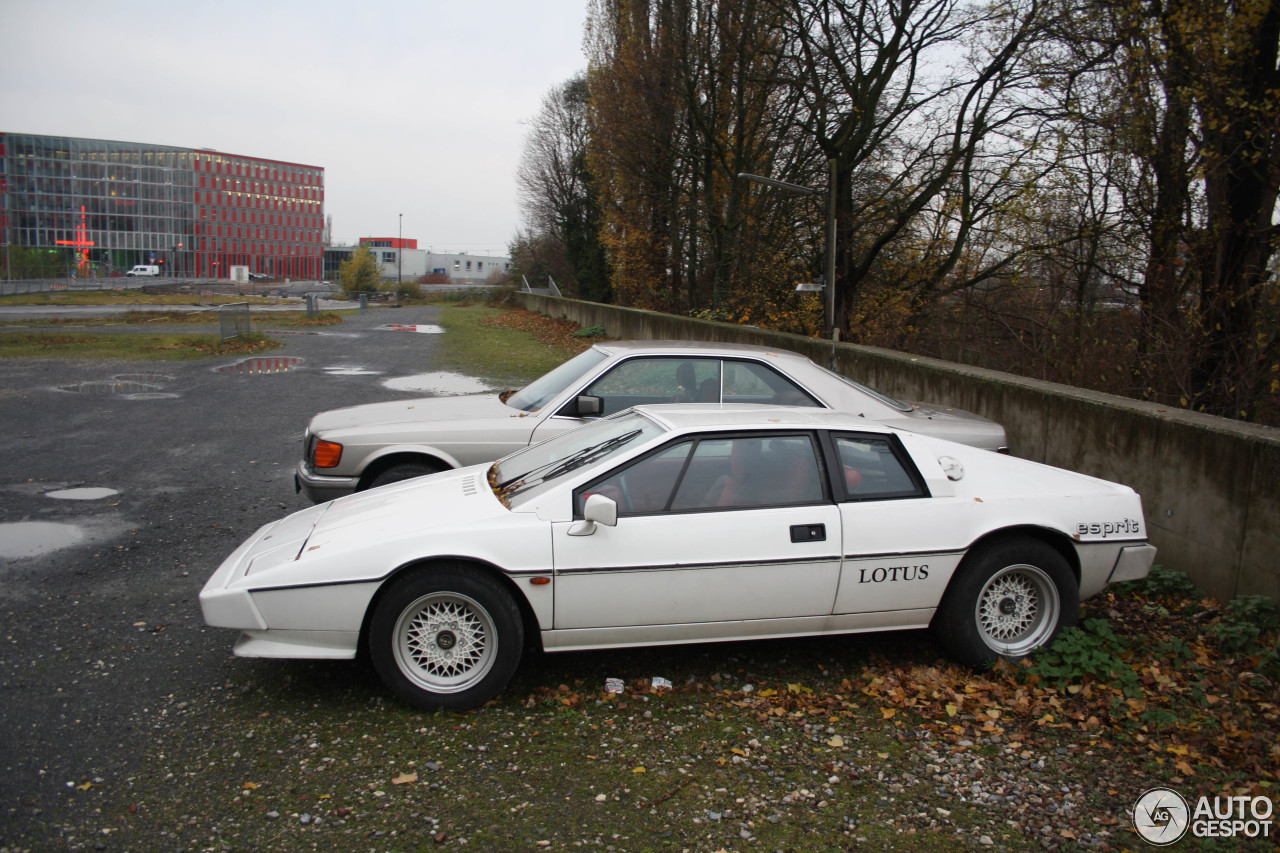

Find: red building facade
<box><xmin>190</xmin><ymin>148</ymin><xmax>324</xmax><ymax>279</ymax></box>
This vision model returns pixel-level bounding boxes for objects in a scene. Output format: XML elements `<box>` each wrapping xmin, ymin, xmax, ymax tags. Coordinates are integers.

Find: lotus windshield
<box><xmin>490</xmin><ymin>410</ymin><xmax>664</xmax><ymax>505</ymax></box>
<box><xmin>504</xmin><ymin>347</ymin><xmax>608</xmax><ymax>412</ymax></box>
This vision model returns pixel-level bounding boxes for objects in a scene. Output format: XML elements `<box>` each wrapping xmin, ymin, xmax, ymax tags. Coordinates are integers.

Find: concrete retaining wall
<box><xmin>515</xmin><ymin>292</ymin><xmax>1280</xmax><ymax>604</ymax></box>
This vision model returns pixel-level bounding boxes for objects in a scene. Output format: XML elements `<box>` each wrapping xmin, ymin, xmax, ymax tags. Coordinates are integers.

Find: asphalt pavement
<box><xmin>0</xmin><ymin>305</ymin><xmax>467</xmax><ymax>849</ymax></box>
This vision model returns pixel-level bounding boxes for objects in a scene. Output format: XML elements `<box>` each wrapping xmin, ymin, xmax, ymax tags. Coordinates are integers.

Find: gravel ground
<box><xmin>2</xmin><ymin>305</ymin><xmax>1275</xmax><ymax>853</ymax></box>
<box><xmin>0</xmin><ymin>305</ymin><xmax>453</xmax><ymax>850</ymax></box>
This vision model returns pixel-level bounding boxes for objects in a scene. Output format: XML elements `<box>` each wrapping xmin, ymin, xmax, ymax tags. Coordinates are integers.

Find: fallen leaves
<box><xmin>481</xmin><ymin>308</ymin><xmax>604</xmax><ymax>355</ymax></box>
<box><xmin>708</xmin><ymin>585</ymin><xmax>1278</xmax><ymax>786</ymax></box>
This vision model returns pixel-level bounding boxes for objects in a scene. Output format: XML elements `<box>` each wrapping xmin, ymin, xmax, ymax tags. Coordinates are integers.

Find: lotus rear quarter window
<box><xmin>835</xmin><ymin>434</ymin><xmax>927</xmax><ymax>500</ymax></box>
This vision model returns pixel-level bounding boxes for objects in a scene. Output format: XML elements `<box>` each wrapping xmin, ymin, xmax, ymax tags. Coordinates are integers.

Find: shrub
<box><xmin>1026</xmin><ymin>618</ymin><xmax>1142</xmax><ymax>699</ymax></box>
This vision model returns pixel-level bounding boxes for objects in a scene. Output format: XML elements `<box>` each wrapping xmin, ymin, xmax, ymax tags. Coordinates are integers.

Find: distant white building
<box><xmin>323</xmin><ymin>239</ymin><xmax>511</xmax><ymax>284</ymax></box>
<box><xmin>362</xmin><ymin>238</ymin><xmax>511</xmax><ymax>283</ymax></box>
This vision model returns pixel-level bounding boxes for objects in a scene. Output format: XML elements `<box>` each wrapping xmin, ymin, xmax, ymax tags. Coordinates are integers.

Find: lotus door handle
<box><xmin>790</xmin><ymin>524</ymin><xmax>826</xmax><ymax>543</ymax></box>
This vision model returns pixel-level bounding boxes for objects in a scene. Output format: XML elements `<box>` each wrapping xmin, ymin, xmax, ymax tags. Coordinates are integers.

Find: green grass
<box><xmin>0</xmin><ymin>330</ymin><xmax>284</xmax><ymax>360</ymax></box>
<box><xmin>432</xmin><ymin>306</ymin><xmax>581</xmax><ymax>386</ymax></box>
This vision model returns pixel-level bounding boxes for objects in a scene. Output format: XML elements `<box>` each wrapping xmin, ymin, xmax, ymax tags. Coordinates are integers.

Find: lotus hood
<box><xmin>304</xmin><ymin>466</ymin><xmax>501</xmax><ymax>550</ymax></box>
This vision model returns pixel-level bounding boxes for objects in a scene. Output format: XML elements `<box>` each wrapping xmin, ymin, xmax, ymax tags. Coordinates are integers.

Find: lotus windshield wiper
<box><xmin>498</xmin><ymin>429</ymin><xmax>643</xmax><ymax>496</ymax></box>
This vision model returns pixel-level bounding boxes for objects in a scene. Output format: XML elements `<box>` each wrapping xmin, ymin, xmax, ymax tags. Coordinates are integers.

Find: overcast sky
<box><xmin>0</xmin><ymin>0</ymin><xmax>590</xmax><ymax>255</ymax></box>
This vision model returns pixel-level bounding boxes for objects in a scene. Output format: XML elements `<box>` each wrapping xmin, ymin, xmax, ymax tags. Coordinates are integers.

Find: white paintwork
<box><xmin>206</xmin><ymin>405</ymin><xmax>1154</xmax><ymax>666</ymax></box>
<box><xmin>553</xmin><ymin>503</ymin><xmax>843</xmax><ymax>628</ymax></box>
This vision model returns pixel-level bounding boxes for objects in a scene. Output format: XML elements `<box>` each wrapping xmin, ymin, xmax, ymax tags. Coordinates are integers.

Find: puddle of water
<box><xmin>383</xmin><ymin>372</ymin><xmax>493</xmax><ymax>394</ymax></box>
<box><xmin>216</xmin><ymin>356</ymin><xmax>304</xmax><ymax>375</ymax></box>
<box><xmin>0</xmin><ymin>521</ymin><xmax>85</xmax><ymax>559</ymax></box>
<box><xmin>57</xmin><ymin>373</ymin><xmax>176</xmax><ymax>399</ymax></box>
<box><xmin>324</xmin><ymin>365</ymin><xmax>383</xmax><ymax>376</ymax></box>
<box><xmin>60</xmin><ymin>380</ymin><xmax>160</xmax><ymax>395</ymax></box>
<box><xmin>377</xmin><ymin>324</ymin><xmax>445</xmax><ymax>334</ymax></box>
<box><xmin>45</xmin><ymin>487</ymin><xmax>120</xmax><ymax>501</ymax></box>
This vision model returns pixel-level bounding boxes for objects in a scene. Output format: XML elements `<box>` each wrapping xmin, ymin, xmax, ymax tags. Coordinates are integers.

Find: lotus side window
<box><xmin>580</xmin><ymin>433</ymin><xmax>825</xmax><ymax>516</ymax></box>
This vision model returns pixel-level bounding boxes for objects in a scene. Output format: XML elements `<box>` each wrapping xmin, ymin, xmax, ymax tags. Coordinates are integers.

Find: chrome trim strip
<box><xmin>556</xmin><ymin>555</ymin><xmax>841</xmax><ymax>576</ymax></box>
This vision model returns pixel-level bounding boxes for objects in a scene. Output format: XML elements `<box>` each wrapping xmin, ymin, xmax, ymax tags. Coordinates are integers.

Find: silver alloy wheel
<box><xmin>974</xmin><ymin>563</ymin><xmax>1061</xmax><ymax>656</ymax></box>
<box><xmin>392</xmin><ymin>592</ymin><xmax>498</xmax><ymax>694</ymax></box>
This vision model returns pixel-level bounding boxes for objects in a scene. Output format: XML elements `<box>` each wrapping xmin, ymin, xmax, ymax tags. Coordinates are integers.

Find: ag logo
<box><xmin>1133</xmin><ymin>787</ymin><xmax>1190</xmax><ymax>845</ymax></box>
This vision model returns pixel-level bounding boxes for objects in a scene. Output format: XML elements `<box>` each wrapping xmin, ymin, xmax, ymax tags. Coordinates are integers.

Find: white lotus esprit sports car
<box><xmin>203</xmin><ymin>405</ymin><xmax>1155</xmax><ymax>710</ymax></box>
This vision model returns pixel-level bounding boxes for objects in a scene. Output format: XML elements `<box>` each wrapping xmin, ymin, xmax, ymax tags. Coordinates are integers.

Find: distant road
<box><xmin>0</xmin><ymin>277</ymin><xmax>331</xmax><ymax>297</ymax></box>
<box><xmin>0</xmin><ymin>301</ymin><xmax>357</xmax><ymax>320</ymax></box>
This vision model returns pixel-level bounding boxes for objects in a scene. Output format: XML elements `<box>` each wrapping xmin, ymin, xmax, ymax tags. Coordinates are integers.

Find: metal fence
<box><xmin>219</xmin><ymin>302</ymin><xmax>251</xmax><ymax>340</ymax></box>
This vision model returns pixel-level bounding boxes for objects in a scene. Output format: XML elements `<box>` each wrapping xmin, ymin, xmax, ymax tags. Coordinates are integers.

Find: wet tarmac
<box><xmin>322</xmin><ymin>365</ymin><xmax>383</xmax><ymax>376</ymax></box>
<box><xmin>0</xmin><ymin>303</ymin><xmax>478</xmax><ymax>848</ymax></box>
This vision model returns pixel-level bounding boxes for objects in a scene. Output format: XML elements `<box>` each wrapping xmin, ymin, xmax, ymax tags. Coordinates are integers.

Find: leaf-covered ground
<box><xmin>53</xmin><ymin>571</ymin><xmax>1278</xmax><ymax>852</ymax></box>
<box><xmin>480</xmin><ymin>306</ymin><xmax>609</xmax><ymax>354</ymax></box>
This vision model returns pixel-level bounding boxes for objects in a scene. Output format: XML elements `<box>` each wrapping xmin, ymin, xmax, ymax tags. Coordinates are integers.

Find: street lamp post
<box><xmin>398</xmin><ymin>213</ymin><xmax>403</xmax><ymax>286</ymax></box>
<box><xmin>738</xmin><ymin>163</ymin><xmax>838</xmax><ymax>340</ymax></box>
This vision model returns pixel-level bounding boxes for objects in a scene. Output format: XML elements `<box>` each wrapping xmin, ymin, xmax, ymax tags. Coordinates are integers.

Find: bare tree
<box><xmin>765</xmin><ymin>0</ymin><xmax>1054</xmax><ymax>334</ymax></box>
<box><xmin>517</xmin><ymin>75</ymin><xmax>612</xmax><ymax>301</ymax></box>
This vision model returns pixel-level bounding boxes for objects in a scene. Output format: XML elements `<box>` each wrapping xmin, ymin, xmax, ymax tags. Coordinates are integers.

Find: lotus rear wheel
<box><xmin>933</xmin><ymin>538</ymin><xmax>1078</xmax><ymax>667</ymax></box>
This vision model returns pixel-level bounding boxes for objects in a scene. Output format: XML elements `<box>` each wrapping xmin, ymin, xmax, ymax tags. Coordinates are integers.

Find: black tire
<box><xmin>369</xmin><ymin>564</ymin><xmax>523</xmax><ymax>710</ymax></box>
<box><xmin>367</xmin><ymin>460</ymin><xmax>444</xmax><ymax>489</ymax></box>
<box><xmin>932</xmin><ymin>538</ymin><xmax>1078</xmax><ymax>668</ymax></box>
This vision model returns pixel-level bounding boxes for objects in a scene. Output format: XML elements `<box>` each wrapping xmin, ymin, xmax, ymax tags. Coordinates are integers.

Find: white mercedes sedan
<box><xmin>206</xmin><ymin>405</ymin><xmax>1154</xmax><ymax>711</ymax></box>
<box><xmin>295</xmin><ymin>340</ymin><xmax>1007</xmax><ymax>502</ymax></box>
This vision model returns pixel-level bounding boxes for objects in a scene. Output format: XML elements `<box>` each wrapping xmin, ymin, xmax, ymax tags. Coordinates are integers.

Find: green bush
<box><xmin>393</xmin><ymin>281</ymin><xmax>423</xmax><ymax>301</ymax></box>
<box><xmin>1207</xmin><ymin>595</ymin><xmax>1280</xmax><ymax>654</ymax></box>
<box><xmin>339</xmin><ymin>246</ymin><xmax>384</xmax><ymax>294</ymax></box>
<box><xmin>1027</xmin><ymin>618</ymin><xmax>1142</xmax><ymax>699</ymax></box>
<box><xmin>1142</xmin><ymin>566</ymin><xmax>1199</xmax><ymax>598</ymax></box>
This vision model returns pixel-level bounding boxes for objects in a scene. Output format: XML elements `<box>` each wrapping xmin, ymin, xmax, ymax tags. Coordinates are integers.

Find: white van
<box><xmin>125</xmin><ymin>264</ymin><xmax>161</xmax><ymax>277</ymax></box>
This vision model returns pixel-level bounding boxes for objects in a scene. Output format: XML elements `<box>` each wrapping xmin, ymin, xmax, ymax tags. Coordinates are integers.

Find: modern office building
<box><xmin>1</xmin><ymin>132</ymin><xmax>324</xmax><ymax>279</ymax></box>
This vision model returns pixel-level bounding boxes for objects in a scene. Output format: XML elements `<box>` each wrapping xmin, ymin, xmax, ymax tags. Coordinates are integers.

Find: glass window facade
<box><xmin>0</xmin><ymin>132</ymin><xmax>324</xmax><ymax>279</ymax></box>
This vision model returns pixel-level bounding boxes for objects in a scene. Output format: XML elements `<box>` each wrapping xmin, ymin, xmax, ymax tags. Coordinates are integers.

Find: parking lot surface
<box><xmin>0</xmin><ymin>306</ymin><xmax>457</xmax><ymax>847</ymax></box>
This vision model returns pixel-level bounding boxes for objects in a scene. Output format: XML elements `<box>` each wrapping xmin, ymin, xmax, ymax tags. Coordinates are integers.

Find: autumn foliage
<box><xmin>516</xmin><ymin>0</ymin><xmax>1280</xmax><ymax>426</ymax></box>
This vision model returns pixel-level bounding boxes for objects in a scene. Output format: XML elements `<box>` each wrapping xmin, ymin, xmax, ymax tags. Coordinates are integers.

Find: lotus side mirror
<box><xmin>567</xmin><ymin>493</ymin><xmax>618</xmax><ymax>536</ymax></box>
